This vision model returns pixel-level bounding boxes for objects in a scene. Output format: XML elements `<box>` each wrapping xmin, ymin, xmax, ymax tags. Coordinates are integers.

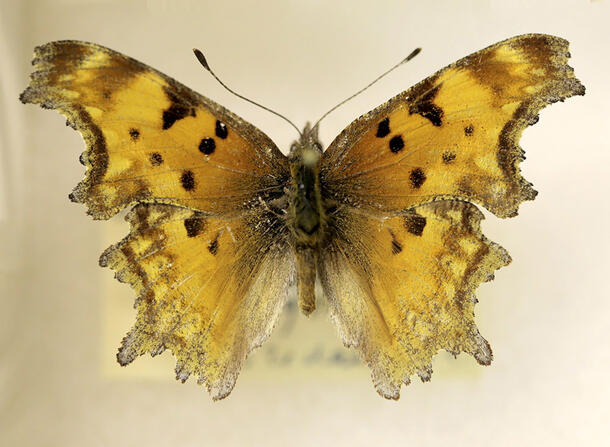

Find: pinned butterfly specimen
<box><xmin>20</xmin><ymin>34</ymin><xmax>584</xmax><ymax>400</ymax></box>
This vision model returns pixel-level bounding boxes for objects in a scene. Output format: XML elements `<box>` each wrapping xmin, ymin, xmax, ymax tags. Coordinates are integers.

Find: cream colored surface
<box><xmin>1</xmin><ymin>0</ymin><xmax>608</xmax><ymax>445</ymax></box>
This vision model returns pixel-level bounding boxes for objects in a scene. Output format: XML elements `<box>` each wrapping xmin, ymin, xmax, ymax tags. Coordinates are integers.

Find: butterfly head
<box><xmin>289</xmin><ymin>122</ymin><xmax>322</xmax><ymax>166</ymax></box>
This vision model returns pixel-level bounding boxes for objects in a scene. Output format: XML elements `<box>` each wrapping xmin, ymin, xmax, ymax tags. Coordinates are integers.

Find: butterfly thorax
<box><xmin>288</xmin><ymin>124</ymin><xmax>325</xmax><ymax>247</ymax></box>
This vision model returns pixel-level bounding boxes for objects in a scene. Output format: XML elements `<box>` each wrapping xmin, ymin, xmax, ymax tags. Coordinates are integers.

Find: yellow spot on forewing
<box><xmin>62</xmin><ymin>89</ymin><xmax>80</xmax><ymax>100</ymax></box>
<box><xmin>84</xmin><ymin>105</ymin><xmax>103</xmax><ymax>119</ymax></box>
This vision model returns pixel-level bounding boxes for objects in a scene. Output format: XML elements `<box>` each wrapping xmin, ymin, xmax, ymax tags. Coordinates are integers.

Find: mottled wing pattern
<box><xmin>20</xmin><ymin>41</ymin><xmax>287</xmax><ymax>219</ymax></box>
<box><xmin>320</xmin><ymin>201</ymin><xmax>509</xmax><ymax>398</ymax></box>
<box><xmin>321</xmin><ymin>34</ymin><xmax>585</xmax><ymax>218</ymax></box>
<box><xmin>101</xmin><ymin>204</ymin><xmax>293</xmax><ymax>399</ymax></box>
<box><xmin>318</xmin><ymin>34</ymin><xmax>584</xmax><ymax>398</ymax></box>
<box><xmin>20</xmin><ymin>41</ymin><xmax>293</xmax><ymax>399</ymax></box>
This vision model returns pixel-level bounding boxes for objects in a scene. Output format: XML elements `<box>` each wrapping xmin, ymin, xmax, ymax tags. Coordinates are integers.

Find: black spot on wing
<box><xmin>409</xmin><ymin>84</ymin><xmax>443</xmax><ymax>126</ymax></box>
<box><xmin>376</xmin><ymin>118</ymin><xmax>390</xmax><ymax>138</ymax></box>
<box><xmin>149</xmin><ymin>152</ymin><xmax>163</xmax><ymax>166</ymax></box>
<box><xmin>208</xmin><ymin>234</ymin><xmax>219</xmax><ymax>255</ymax></box>
<box><xmin>162</xmin><ymin>90</ymin><xmax>196</xmax><ymax>130</ymax></box>
<box><xmin>391</xmin><ymin>233</ymin><xmax>403</xmax><ymax>254</ymax></box>
<box><xmin>464</xmin><ymin>124</ymin><xmax>474</xmax><ymax>136</ymax></box>
<box><xmin>184</xmin><ymin>216</ymin><xmax>205</xmax><ymax>238</ymax></box>
<box><xmin>442</xmin><ymin>151</ymin><xmax>456</xmax><ymax>163</ymax></box>
<box><xmin>199</xmin><ymin>138</ymin><xmax>216</xmax><ymax>155</ymax></box>
<box><xmin>404</xmin><ymin>212</ymin><xmax>426</xmax><ymax>236</ymax></box>
<box><xmin>180</xmin><ymin>170</ymin><xmax>196</xmax><ymax>191</ymax></box>
<box><xmin>129</xmin><ymin>128</ymin><xmax>140</xmax><ymax>141</ymax></box>
<box><xmin>163</xmin><ymin>104</ymin><xmax>190</xmax><ymax>130</ymax></box>
<box><xmin>215</xmin><ymin>120</ymin><xmax>228</xmax><ymax>139</ymax></box>
<box><xmin>409</xmin><ymin>168</ymin><xmax>426</xmax><ymax>188</ymax></box>
<box><xmin>389</xmin><ymin>135</ymin><xmax>404</xmax><ymax>153</ymax></box>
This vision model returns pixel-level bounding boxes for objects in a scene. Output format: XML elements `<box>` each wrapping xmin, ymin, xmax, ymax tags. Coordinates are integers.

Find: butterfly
<box><xmin>20</xmin><ymin>34</ymin><xmax>584</xmax><ymax>400</ymax></box>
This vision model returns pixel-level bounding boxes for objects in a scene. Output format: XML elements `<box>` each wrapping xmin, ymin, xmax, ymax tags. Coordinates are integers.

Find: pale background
<box><xmin>1</xmin><ymin>0</ymin><xmax>608</xmax><ymax>445</ymax></box>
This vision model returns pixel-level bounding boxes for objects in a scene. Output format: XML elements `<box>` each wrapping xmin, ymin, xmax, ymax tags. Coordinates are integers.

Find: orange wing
<box><xmin>20</xmin><ymin>41</ymin><xmax>293</xmax><ymax>399</ymax></box>
<box><xmin>20</xmin><ymin>41</ymin><xmax>288</xmax><ymax>219</ymax></box>
<box><xmin>319</xmin><ymin>201</ymin><xmax>510</xmax><ymax>398</ymax></box>
<box><xmin>318</xmin><ymin>34</ymin><xmax>584</xmax><ymax>398</ymax></box>
<box><xmin>321</xmin><ymin>34</ymin><xmax>585</xmax><ymax>218</ymax></box>
<box><xmin>102</xmin><ymin>203</ymin><xmax>293</xmax><ymax>399</ymax></box>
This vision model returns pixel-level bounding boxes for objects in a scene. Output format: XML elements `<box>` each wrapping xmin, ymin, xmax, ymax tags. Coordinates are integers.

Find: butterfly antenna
<box><xmin>193</xmin><ymin>48</ymin><xmax>302</xmax><ymax>137</ymax></box>
<box><xmin>312</xmin><ymin>47</ymin><xmax>422</xmax><ymax>129</ymax></box>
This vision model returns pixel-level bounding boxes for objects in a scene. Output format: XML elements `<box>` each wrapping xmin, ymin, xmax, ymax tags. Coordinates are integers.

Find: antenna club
<box><xmin>193</xmin><ymin>48</ymin><xmax>211</xmax><ymax>71</ymax></box>
<box><xmin>403</xmin><ymin>47</ymin><xmax>422</xmax><ymax>63</ymax></box>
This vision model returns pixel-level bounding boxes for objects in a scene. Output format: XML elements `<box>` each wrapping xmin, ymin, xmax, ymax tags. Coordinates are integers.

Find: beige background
<box><xmin>1</xmin><ymin>0</ymin><xmax>609</xmax><ymax>445</ymax></box>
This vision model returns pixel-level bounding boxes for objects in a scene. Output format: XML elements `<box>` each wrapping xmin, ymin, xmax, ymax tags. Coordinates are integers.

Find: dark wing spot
<box><xmin>199</xmin><ymin>138</ymin><xmax>216</xmax><ymax>155</ymax></box>
<box><xmin>180</xmin><ymin>170</ymin><xmax>196</xmax><ymax>191</ymax></box>
<box><xmin>391</xmin><ymin>235</ymin><xmax>403</xmax><ymax>255</ymax></box>
<box><xmin>404</xmin><ymin>212</ymin><xmax>426</xmax><ymax>236</ymax></box>
<box><xmin>464</xmin><ymin>124</ymin><xmax>474</xmax><ymax>136</ymax></box>
<box><xmin>389</xmin><ymin>135</ymin><xmax>404</xmax><ymax>153</ymax></box>
<box><xmin>442</xmin><ymin>151</ymin><xmax>456</xmax><ymax>163</ymax></box>
<box><xmin>409</xmin><ymin>168</ymin><xmax>426</xmax><ymax>188</ymax></box>
<box><xmin>150</xmin><ymin>152</ymin><xmax>163</xmax><ymax>166</ymax></box>
<box><xmin>129</xmin><ymin>128</ymin><xmax>140</xmax><ymax>141</ymax></box>
<box><xmin>184</xmin><ymin>216</ymin><xmax>205</xmax><ymax>238</ymax></box>
<box><xmin>215</xmin><ymin>120</ymin><xmax>228</xmax><ymax>139</ymax></box>
<box><xmin>208</xmin><ymin>235</ymin><xmax>219</xmax><ymax>255</ymax></box>
<box><xmin>376</xmin><ymin>118</ymin><xmax>390</xmax><ymax>138</ymax></box>
<box><xmin>415</xmin><ymin>102</ymin><xmax>443</xmax><ymax>126</ymax></box>
<box><xmin>409</xmin><ymin>85</ymin><xmax>443</xmax><ymax>126</ymax></box>
<box><xmin>162</xmin><ymin>103</ymin><xmax>190</xmax><ymax>130</ymax></box>
<box><xmin>102</xmin><ymin>90</ymin><xmax>111</xmax><ymax>99</ymax></box>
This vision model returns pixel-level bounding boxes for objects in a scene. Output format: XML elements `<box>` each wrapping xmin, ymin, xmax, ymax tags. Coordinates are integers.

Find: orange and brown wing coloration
<box><xmin>320</xmin><ymin>201</ymin><xmax>510</xmax><ymax>399</ymax></box>
<box><xmin>318</xmin><ymin>34</ymin><xmax>584</xmax><ymax>398</ymax></box>
<box><xmin>321</xmin><ymin>34</ymin><xmax>585</xmax><ymax>218</ymax></box>
<box><xmin>20</xmin><ymin>40</ymin><xmax>287</xmax><ymax>219</ymax></box>
<box><xmin>20</xmin><ymin>41</ymin><xmax>293</xmax><ymax>399</ymax></box>
<box><xmin>101</xmin><ymin>204</ymin><xmax>293</xmax><ymax>399</ymax></box>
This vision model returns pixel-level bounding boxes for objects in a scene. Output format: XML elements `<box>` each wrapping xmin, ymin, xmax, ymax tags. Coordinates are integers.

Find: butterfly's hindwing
<box><xmin>319</xmin><ymin>200</ymin><xmax>510</xmax><ymax>399</ymax></box>
<box><xmin>101</xmin><ymin>203</ymin><xmax>294</xmax><ymax>400</ymax></box>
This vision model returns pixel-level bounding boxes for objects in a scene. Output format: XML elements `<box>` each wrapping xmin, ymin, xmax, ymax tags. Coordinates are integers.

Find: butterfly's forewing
<box><xmin>20</xmin><ymin>41</ymin><xmax>293</xmax><ymax>399</ymax></box>
<box><xmin>20</xmin><ymin>41</ymin><xmax>288</xmax><ymax>219</ymax></box>
<box><xmin>321</xmin><ymin>34</ymin><xmax>585</xmax><ymax>218</ymax></box>
<box><xmin>319</xmin><ymin>34</ymin><xmax>584</xmax><ymax>398</ymax></box>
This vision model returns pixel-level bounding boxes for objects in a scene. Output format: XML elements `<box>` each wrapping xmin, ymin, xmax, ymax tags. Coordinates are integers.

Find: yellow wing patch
<box><xmin>321</xmin><ymin>34</ymin><xmax>585</xmax><ymax>218</ymax></box>
<box><xmin>320</xmin><ymin>201</ymin><xmax>510</xmax><ymax>399</ymax></box>
<box><xmin>101</xmin><ymin>203</ymin><xmax>294</xmax><ymax>399</ymax></box>
<box><xmin>20</xmin><ymin>41</ymin><xmax>288</xmax><ymax>219</ymax></box>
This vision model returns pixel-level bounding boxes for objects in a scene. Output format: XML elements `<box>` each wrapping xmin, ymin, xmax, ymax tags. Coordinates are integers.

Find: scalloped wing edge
<box><xmin>19</xmin><ymin>40</ymin><xmax>286</xmax><ymax>220</ymax></box>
